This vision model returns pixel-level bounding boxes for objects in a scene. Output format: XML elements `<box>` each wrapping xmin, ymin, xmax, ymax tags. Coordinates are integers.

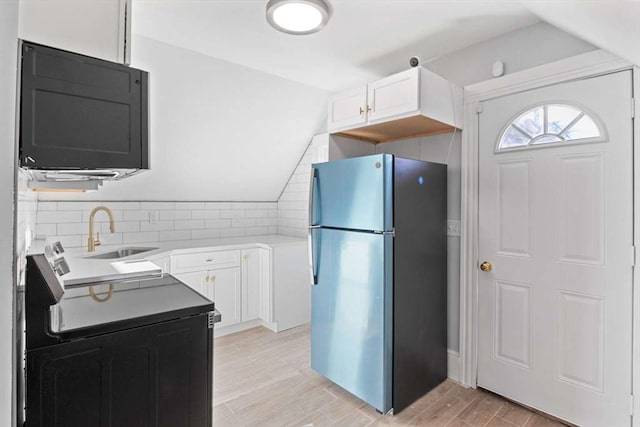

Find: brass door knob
<box><xmin>480</xmin><ymin>261</ymin><xmax>493</xmax><ymax>272</ymax></box>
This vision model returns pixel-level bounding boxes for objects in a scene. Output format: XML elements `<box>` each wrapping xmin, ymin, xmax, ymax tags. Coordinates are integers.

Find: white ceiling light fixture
<box><xmin>266</xmin><ymin>0</ymin><xmax>330</xmax><ymax>35</ymax></box>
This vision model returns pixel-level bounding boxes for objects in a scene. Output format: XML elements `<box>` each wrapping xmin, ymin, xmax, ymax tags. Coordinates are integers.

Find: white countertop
<box><xmin>29</xmin><ymin>234</ymin><xmax>305</xmax><ymax>286</ymax></box>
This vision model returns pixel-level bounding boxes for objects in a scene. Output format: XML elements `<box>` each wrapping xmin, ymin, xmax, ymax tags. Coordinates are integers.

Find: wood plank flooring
<box><xmin>213</xmin><ymin>325</ymin><xmax>567</xmax><ymax>427</ymax></box>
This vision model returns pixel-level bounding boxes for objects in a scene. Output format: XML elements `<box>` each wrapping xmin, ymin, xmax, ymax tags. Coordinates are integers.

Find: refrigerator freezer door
<box><xmin>310</xmin><ymin>228</ymin><xmax>393</xmax><ymax>413</ymax></box>
<box><xmin>311</xmin><ymin>154</ymin><xmax>393</xmax><ymax>232</ymax></box>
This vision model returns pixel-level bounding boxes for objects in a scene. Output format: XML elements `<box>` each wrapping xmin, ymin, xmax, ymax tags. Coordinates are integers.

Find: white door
<box><xmin>477</xmin><ymin>71</ymin><xmax>633</xmax><ymax>426</ymax></box>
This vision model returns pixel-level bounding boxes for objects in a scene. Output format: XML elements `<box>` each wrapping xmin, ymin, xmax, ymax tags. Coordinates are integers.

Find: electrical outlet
<box><xmin>447</xmin><ymin>220</ymin><xmax>461</xmax><ymax>237</ymax></box>
<box><xmin>149</xmin><ymin>211</ymin><xmax>159</xmax><ymax>224</ymax></box>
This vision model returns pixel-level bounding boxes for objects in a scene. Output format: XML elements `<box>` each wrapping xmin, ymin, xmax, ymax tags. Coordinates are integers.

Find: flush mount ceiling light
<box><xmin>266</xmin><ymin>0</ymin><xmax>330</xmax><ymax>35</ymax></box>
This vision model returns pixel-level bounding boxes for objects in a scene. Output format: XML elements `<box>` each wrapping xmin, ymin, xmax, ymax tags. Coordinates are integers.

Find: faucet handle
<box><xmin>95</xmin><ymin>232</ymin><xmax>101</xmax><ymax>247</ymax></box>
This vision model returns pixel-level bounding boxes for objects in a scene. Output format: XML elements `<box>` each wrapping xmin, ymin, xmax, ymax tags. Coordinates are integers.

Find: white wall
<box><xmin>39</xmin><ymin>35</ymin><xmax>329</xmax><ymax>202</ymax></box>
<box><xmin>1</xmin><ymin>1</ymin><xmax>18</xmax><ymax>424</ymax></box>
<box><xmin>426</xmin><ymin>22</ymin><xmax>596</xmax><ymax>87</ymax></box>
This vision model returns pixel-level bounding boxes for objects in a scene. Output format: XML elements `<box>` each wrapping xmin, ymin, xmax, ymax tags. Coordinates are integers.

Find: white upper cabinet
<box><xmin>18</xmin><ymin>0</ymin><xmax>131</xmax><ymax>64</ymax></box>
<box><xmin>327</xmin><ymin>86</ymin><xmax>368</xmax><ymax>130</ymax></box>
<box><xmin>367</xmin><ymin>68</ymin><xmax>420</xmax><ymax>123</ymax></box>
<box><xmin>327</xmin><ymin>67</ymin><xmax>463</xmax><ymax>143</ymax></box>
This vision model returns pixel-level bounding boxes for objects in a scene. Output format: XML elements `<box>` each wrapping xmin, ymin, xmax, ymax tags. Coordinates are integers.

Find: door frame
<box><xmin>459</xmin><ymin>48</ymin><xmax>640</xmax><ymax>422</ymax></box>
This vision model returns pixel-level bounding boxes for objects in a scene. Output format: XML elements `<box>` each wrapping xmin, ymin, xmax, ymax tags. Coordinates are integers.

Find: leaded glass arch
<box><xmin>497</xmin><ymin>103</ymin><xmax>605</xmax><ymax>151</ymax></box>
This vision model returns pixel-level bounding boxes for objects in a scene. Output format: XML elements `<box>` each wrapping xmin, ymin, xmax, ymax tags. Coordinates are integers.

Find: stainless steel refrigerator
<box><xmin>309</xmin><ymin>153</ymin><xmax>447</xmax><ymax>414</ymax></box>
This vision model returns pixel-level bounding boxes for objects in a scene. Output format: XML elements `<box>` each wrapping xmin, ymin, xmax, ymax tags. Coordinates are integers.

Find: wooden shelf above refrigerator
<box><xmin>335</xmin><ymin>115</ymin><xmax>456</xmax><ymax>144</ymax></box>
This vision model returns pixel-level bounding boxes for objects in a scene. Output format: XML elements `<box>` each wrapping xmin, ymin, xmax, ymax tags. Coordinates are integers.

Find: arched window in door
<box><xmin>497</xmin><ymin>103</ymin><xmax>606</xmax><ymax>151</ymax></box>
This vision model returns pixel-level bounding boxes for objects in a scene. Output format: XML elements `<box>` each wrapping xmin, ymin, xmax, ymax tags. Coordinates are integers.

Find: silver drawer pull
<box><xmin>205</xmin><ymin>258</ymin><xmax>213</xmax><ymax>262</ymax></box>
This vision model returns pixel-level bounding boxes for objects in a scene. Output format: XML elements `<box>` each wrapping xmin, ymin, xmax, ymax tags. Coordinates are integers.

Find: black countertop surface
<box><xmin>50</xmin><ymin>274</ymin><xmax>215</xmax><ymax>339</ymax></box>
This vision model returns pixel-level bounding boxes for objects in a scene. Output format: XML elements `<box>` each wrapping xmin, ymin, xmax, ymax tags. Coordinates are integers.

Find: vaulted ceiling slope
<box><xmin>521</xmin><ymin>0</ymin><xmax>640</xmax><ymax>67</ymax></box>
<box><xmin>131</xmin><ymin>0</ymin><xmax>541</xmax><ymax>92</ymax></box>
<box><xmin>61</xmin><ymin>1</ymin><xmax>636</xmax><ymax>203</ymax></box>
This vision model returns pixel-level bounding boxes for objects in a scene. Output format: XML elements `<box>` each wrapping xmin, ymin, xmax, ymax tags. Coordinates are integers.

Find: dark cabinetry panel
<box><xmin>26</xmin><ymin>316</ymin><xmax>211</xmax><ymax>427</ymax></box>
<box><xmin>20</xmin><ymin>42</ymin><xmax>148</xmax><ymax>169</ymax></box>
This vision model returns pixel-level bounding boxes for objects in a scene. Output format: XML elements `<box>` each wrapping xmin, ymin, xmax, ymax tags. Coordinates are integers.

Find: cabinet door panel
<box><xmin>367</xmin><ymin>68</ymin><xmax>419</xmax><ymax>123</ymax></box>
<box><xmin>211</xmin><ymin>267</ymin><xmax>241</xmax><ymax>328</ymax></box>
<box><xmin>173</xmin><ymin>271</ymin><xmax>206</xmax><ymax>297</ymax></box>
<box><xmin>241</xmin><ymin>249</ymin><xmax>261</xmax><ymax>321</ymax></box>
<box><xmin>26</xmin><ymin>316</ymin><xmax>211</xmax><ymax>426</ymax></box>
<box><xmin>328</xmin><ymin>87</ymin><xmax>367</xmax><ymax>131</ymax></box>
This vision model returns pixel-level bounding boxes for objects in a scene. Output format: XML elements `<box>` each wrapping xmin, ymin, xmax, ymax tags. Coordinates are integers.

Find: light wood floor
<box><xmin>213</xmin><ymin>325</ymin><xmax>567</xmax><ymax>427</ymax></box>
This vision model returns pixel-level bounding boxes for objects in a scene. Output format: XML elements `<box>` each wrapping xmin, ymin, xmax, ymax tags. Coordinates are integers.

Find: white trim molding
<box><xmin>458</xmin><ymin>50</ymin><xmax>635</xmax><ymax>398</ymax></box>
<box><xmin>632</xmin><ymin>66</ymin><xmax>640</xmax><ymax>427</ymax></box>
<box><xmin>447</xmin><ymin>349</ymin><xmax>461</xmax><ymax>383</ymax></box>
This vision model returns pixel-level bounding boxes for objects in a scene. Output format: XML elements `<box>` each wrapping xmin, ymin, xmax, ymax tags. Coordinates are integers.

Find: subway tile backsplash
<box><xmin>32</xmin><ymin>139</ymin><xmax>323</xmax><ymax>247</ymax></box>
<box><xmin>35</xmin><ymin>201</ymin><xmax>279</xmax><ymax>250</ymax></box>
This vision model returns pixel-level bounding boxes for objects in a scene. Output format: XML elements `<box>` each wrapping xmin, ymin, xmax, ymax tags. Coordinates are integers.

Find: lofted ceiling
<box><xmin>68</xmin><ymin>0</ymin><xmax>637</xmax><ymax>203</ymax></box>
<box><xmin>132</xmin><ymin>0</ymin><xmax>542</xmax><ymax>92</ymax></box>
<box><xmin>132</xmin><ymin>0</ymin><xmax>640</xmax><ymax>93</ymax></box>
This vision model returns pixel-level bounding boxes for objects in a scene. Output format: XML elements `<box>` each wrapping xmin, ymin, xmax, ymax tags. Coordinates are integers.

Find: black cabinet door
<box><xmin>26</xmin><ymin>316</ymin><xmax>212</xmax><ymax>427</ymax></box>
<box><xmin>20</xmin><ymin>42</ymin><xmax>149</xmax><ymax>170</ymax></box>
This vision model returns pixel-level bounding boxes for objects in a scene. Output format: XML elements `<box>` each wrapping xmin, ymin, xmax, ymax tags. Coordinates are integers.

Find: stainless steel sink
<box><xmin>85</xmin><ymin>247</ymin><xmax>158</xmax><ymax>260</ymax></box>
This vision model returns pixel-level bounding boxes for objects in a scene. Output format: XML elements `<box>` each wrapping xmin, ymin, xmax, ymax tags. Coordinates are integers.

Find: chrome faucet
<box><xmin>88</xmin><ymin>206</ymin><xmax>115</xmax><ymax>252</ymax></box>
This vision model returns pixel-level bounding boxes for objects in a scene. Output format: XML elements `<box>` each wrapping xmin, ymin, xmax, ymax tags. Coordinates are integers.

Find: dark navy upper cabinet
<box><xmin>19</xmin><ymin>41</ymin><xmax>149</xmax><ymax>170</ymax></box>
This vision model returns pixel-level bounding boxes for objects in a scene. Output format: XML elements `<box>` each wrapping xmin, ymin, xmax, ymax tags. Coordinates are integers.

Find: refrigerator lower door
<box><xmin>310</xmin><ymin>227</ymin><xmax>392</xmax><ymax>413</ymax></box>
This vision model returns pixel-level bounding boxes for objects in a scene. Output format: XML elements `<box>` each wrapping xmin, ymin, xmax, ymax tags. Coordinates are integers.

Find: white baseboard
<box><xmin>213</xmin><ymin>319</ymin><xmax>263</xmax><ymax>338</ymax></box>
<box><xmin>448</xmin><ymin>349</ymin><xmax>460</xmax><ymax>383</ymax></box>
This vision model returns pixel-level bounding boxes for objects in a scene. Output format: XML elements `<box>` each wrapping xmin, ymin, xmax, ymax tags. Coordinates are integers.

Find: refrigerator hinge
<box><xmin>632</xmin><ymin>246</ymin><xmax>636</xmax><ymax>267</ymax></box>
<box><xmin>630</xmin><ymin>394</ymin><xmax>634</xmax><ymax>415</ymax></box>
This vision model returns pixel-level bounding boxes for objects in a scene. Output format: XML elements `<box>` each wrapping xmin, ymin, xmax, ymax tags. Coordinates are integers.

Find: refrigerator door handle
<box><xmin>308</xmin><ymin>227</ymin><xmax>318</xmax><ymax>285</ymax></box>
<box><xmin>308</xmin><ymin>167</ymin><xmax>317</xmax><ymax>226</ymax></box>
<box><xmin>308</xmin><ymin>167</ymin><xmax>318</xmax><ymax>285</ymax></box>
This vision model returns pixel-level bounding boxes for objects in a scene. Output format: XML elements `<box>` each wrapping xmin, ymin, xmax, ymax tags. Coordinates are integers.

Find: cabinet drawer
<box><xmin>171</xmin><ymin>250</ymin><xmax>240</xmax><ymax>273</ymax></box>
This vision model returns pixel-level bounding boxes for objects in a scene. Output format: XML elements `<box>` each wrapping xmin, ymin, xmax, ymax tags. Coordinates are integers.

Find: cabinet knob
<box><xmin>243</xmin><ymin>255</ymin><xmax>249</xmax><ymax>261</ymax></box>
<box><xmin>359</xmin><ymin>106</ymin><xmax>364</xmax><ymax>115</ymax></box>
<box><xmin>366</xmin><ymin>104</ymin><xmax>372</xmax><ymax>113</ymax></box>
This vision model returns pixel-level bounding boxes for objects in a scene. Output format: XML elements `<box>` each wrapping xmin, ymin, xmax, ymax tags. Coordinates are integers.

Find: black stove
<box><xmin>21</xmin><ymin>247</ymin><xmax>218</xmax><ymax>427</ymax></box>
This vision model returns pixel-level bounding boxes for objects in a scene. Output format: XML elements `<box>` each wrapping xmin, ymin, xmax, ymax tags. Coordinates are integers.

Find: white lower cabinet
<box><xmin>172</xmin><ymin>267</ymin><xmax>241</xmax><ymax>328</ymax></box>
<box><xmin>169</xmin><ymin>243</ymin><xmax>308</xmax><ymax>335</ymax></box>
<box><xmin>173</xmin><ymin>270</ymin><xmax>207</xmax><ymax>297</ymax></box>
<box><xmin>208</xmin><ymin>267</ymin><xmax>241</xmax><ymax>328</ymax></box>
<box><xmin>241</xmin><ymin>249</ymin><xmax>261</xmax><ymax>322</ymax></box>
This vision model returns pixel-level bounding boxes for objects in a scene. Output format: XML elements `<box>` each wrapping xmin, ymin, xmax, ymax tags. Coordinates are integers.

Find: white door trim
<box><xmin>459</xmin><ymin>49</ymin><xmax>637</xmax><ymax>421</ymax></box>
<box><xmin>632</xmin><ymin>67</ymin><xmax>640</xmax><ymax>425</ymax></box>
